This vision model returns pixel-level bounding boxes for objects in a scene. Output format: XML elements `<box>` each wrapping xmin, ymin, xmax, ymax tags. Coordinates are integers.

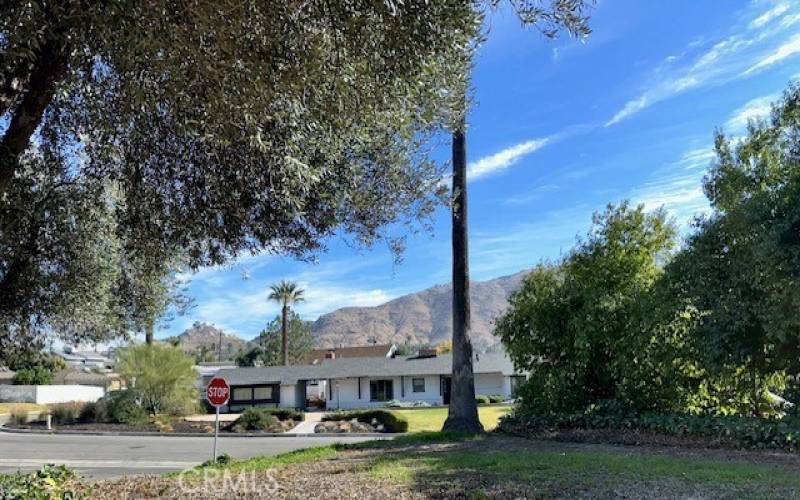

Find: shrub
<box><xmin>475</xmin><ymin>395</ymin><xmax>490</xmax><ymax>405</ymax></box>
<box><xmin>12</xmin><ymin>366</ymin><xmax>53</xmax><ymax>385</ymax></box>
<box><xmin>488</xmin><ymin>394</ymin><xmax>505</xmax><ymax>404</ymax></box>
<box><xmin>116</xmin><ymin>343</ymin><xmax>197</xmax><ymax>416</ymax></box>
<box><xmin>50</xmin><ymin>402</ymin><xmax>85</xmax><ymax>425</ymax></box>
<box><xmin>323</xmin><ymin>410</ymin><xmax>409</xmax><ymax>433</ymax></box>
<box><xmin>103</xmin><ymin>389</ymin><xmax>149</xmax><ymax>425</ymax></box>
<box><xmin>267</xmin><ymin>408</ymin><xmax>304</xmax><ymax>422</ymax></box>
<box><xmin>502</xmin><ymin>410</ymin><xmax>800</xmax><ymax>451</ymax></box>
<box><xmin>0</xmin><ymin>464</ymin><xmax>85</xmax><ymax>499</ymax></box>
<box><xmin>9</xmin><ymin>406</ymin><xmax>28</xmax><ymax>426</ymax></box>
<box><xmin>230</xmin><ymin>408</ymin><xmax>279</xmax><ymax>432</ymax></box>
<box><xmin>78</xmin><ymin>401</ymin><xmax>107</xmax><ymax>423</ymax></box>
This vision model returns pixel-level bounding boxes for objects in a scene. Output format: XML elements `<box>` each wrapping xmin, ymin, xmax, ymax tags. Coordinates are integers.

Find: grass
<box><xmin>0</xmin><ymin>403</ymin><xmax>45</xmax><ymax>414</ymax></box>
<box><xmin>146</xmin><ymin>432</ymin><xmax>800</xmax><ymax>498</ymax></box>
<box><xmin>370</xmin><ymin>448</ymin><xmax>800</xmax><ymax>488</ymax></box>
<box><xmin>389</xmin><ymin>405</ymin><xmax>511</xmax><ymax>432</ymax></box>
<box><xmin>170</xmin><ymin>445</ymin><xmax>339</xmax><ymax>477</ymax></box>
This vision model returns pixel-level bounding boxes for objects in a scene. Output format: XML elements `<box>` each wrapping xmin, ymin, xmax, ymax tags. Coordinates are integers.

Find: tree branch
<box><xmin>0</xmin><ymin>36</ymin><xmax>69</xmax><ymax>195</ymax></box>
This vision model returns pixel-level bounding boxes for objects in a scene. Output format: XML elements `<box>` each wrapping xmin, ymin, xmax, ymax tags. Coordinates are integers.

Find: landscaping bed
<box><xmin>317</xmin><ymin>409</ymin><xmax>408</xmax><ymax>433</ymax></box>
<box><xmin>6</xmin><ymin>420</ymin><xmax>215</xmax><ymax>433</ymax></box>
<box><xmin>499</xmin><ymin>412</ymin><xmax>800</xmax><ymax>452</ymax></box>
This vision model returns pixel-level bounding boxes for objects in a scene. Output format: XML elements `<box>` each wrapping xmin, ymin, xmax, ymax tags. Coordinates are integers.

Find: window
<box><xmin>230</xmin><ymin>384</ymin><xmax>280</xmax><ymax>405</ymax></box>
<box><xmin>370</xmin><ymin>379</ymin><xmax>394</xmax><ymax>401</ymax></box>
<box><xmin>232</xmin><ymin>387</ymin><xmax>252</xmax><ymax>401</ymax></box>
<box><xmin>412</xmin><ymin>378</ymin><xmax>425</xmax><ymax>393</ymax></box>
<box><xmin>510</xmin><ymin>375</ymin><xmax>526</xmax><ymax>396</ymax></box>
<box><xmin>253</xmin><ymin>386</ymin><xmax>274</xmax><ymax>401</ymax></box>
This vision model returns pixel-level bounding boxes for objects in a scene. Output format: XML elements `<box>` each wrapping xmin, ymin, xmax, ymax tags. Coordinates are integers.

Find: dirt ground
<box><xmin>82</xmin><ymin>435</ymin><xmax>800</xmax><ymax>499</ymax></box>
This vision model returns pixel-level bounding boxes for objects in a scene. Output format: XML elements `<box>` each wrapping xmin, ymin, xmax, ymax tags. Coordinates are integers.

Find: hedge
<box><xmin>322</xmin><ymin>409</ymin><xmax>409</xmax><ymax>433</ymax></box>
<box><xmin>501</xmin><ymin>411</ymin><xmax>800</xmax><ymax>451</ymax></box>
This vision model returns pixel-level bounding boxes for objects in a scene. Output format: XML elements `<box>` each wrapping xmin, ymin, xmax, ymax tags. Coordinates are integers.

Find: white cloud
<box><xmin>505</xmin><ymin>184</ymin><xmax>561</xmax><ymax>205</ymax></box>
<box><xmin>467</xmin><ymin>137</ymin><xmax>551</xmax><ymax>180</ymax></box>
<box><xmin>744</xmin><ymin>33</ymin><xmax>800</xmax><ymax>75</ymax></box>
<box><xmin>749</xmin><ymin>3</ymin><xmax>790</xmax><ymax>30</ymax></box>
<box><xmin>677</xmin><ymin>147</ymin><xmax>716</xmax><ymax>170</ymax></box>
<box><xmin>606</xmin><ymin>4</ymin><xmax>800</xmax><ymax>127</ymax></box>
<box><xmin>725</xmin><ymin>94</ymin><xmax>777</xmax><ymax>131</ymax></box>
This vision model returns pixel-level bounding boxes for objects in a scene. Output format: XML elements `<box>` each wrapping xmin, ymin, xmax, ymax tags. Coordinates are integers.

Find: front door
<box><xmin>441</xmin><ymin>376</ymin><xmax>452</xmax><ymax>405</ymax></box>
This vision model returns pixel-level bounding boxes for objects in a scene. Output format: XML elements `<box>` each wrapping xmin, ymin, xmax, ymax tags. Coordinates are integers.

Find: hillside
<box><xmin>171</xmin><ymin>322</ymin><xmax>246</xmax><ymax>361</ymax></box>
<box><xmin>310</xmin><ymin>270</ymin><xmax>528</xmax><ymax>350</ymax></box>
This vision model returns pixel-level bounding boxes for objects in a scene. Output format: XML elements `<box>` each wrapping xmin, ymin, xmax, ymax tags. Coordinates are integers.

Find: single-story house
<box><xmin>55</xmin><ymin>349</ymin><xmax>114</xmax><ymax>371</ymax></box>
<box><xmin>303</xmin><ymin>343</ymin><xmax>397</xmax><ymax>400</ymax></box>
<box><xmin>215</xmin><ymin>351</ymin><xmax>525</xmax><ymax>412</ymax></box>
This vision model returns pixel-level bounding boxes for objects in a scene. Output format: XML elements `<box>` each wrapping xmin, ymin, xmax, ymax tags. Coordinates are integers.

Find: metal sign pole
<box><xmin>213</xmin><ymin>405</ymin><xmax>219</xmax><ymax>462</ymax></box>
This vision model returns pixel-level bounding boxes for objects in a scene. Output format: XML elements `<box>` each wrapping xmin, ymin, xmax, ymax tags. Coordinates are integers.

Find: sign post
<box><xmin>206</xmin><ymin>376</ymin><xmax>230</xmax><ymax>462</ymax></box>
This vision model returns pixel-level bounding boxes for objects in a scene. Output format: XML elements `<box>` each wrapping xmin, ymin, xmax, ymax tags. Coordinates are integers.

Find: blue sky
<box><xmin>162</xmin><ymin>0</ymin><xmax>800</xmax><ymax>341</ymax></box>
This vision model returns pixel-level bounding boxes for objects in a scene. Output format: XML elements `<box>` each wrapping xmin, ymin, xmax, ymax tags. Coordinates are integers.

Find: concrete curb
<box><xmin>0</xmin><ymin>424</ymin><xmax>394</xmax><ymax>439</ymax></box>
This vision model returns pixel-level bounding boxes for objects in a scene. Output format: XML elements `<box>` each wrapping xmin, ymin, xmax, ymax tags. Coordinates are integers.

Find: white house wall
<box><xmin>279</xmin><ymin>384</ymin><xmax>297</xmax><ymax>408</ymax></box>
<box><xmin>325</xmin><ymin>373</ymin><xmax>511</xmax><ymax>410</ymax></box>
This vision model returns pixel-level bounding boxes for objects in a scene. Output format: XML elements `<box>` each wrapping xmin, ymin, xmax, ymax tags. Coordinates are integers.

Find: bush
<box><xmin>267</xmin><ymin>408</ymin><xmax>304</xmax><ymax>422</ymax></box>
<box><xmin>12</xmin><ymin>366</ymin><xmax>53</xmax><ymax>385</ymax></box>
<box><xmin>230</xmin><ymin>408</ymin><xmax>279</xmax><ymax>432</ymax></box>
<box><xmin>0</xmin><ymin>464</ymin><xmax>85</xmax><ymax>499</ymax></box>
<box><xmin>50</xmin><ymin>402</ymin><xmax>85</xmax><ymax>425</ymax></box>
<box><xmin>116</xmin><ymin>343</ymin><xmax>197</xmax><ymax>416</ymax></box>
<box><xmin>475</xmin><ymin>395</ymin><xmax>490</xmax><ymax>405</ymax></box>
<box><xmin>488</xmin><ymin>394</ymin><xmax>505</xmax><ymax>404</ymax></box>
<box><xmin>103</xmin><ymin>389</ymin><xmax>149</xmax><ymax>425</ymax></box>
<box><xmin>502</xmin><ymin>410</ymin><xmax>800</xmax><ymax>451</ymax></box>
<box><xmin>78</xmin><ymin>401</ymin><xmax>107</xmax><ymax>423</ymax></box>
<box><xmin>9</xmin><ymin>406</ymin><xmax>28</xmax><ymax>426</ymax></box>
<box><xmin>323</xmin><ymin>410</ymin><xmax>409</xmax><ymax>433</ymax></box>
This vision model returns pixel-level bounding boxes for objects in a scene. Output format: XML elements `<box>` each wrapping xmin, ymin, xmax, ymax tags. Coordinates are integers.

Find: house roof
<box><xmin>218</xmin><ymin>352</ymin><xmax>519</xmax><ymax>386</ymax></box>
<box><xmin>304</xmin><ymin>344</ymin><xmax>395</xmax><ymax>364</ymax></box>
<box><xmin>52</xmin><ymin>370</ymin><xmax>119</xmax><ymax>386</ymax></box>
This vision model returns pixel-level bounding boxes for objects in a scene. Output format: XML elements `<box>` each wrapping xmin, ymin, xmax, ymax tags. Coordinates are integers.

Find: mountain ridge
<box><xmin>309</xmin><ymin>270</ymin><xmax>529</xmax><ymax>350</ymax></box>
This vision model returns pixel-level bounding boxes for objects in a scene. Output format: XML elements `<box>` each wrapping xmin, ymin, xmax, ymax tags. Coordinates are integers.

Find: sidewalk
<box><xmin>288</xmin><ymin>412</ymin><xmax>324</xmax><ymax>434</ymax></box>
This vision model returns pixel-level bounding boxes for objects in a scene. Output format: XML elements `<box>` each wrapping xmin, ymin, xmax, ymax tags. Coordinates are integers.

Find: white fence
<box><xmin>0</xmin><ymin>384</ymin><xmax>104</xmax><ymax>404</ymax></box>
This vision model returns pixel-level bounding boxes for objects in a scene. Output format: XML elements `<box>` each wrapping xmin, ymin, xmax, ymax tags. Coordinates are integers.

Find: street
<box><xmin>0</xmin><ymin>431</ymin><xmax>380</xmax><ymax>479</ymax></box>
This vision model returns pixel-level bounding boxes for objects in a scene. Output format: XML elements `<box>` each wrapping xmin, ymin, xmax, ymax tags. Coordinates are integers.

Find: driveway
<box><xmin>0</xmin><ymin>431</ymin><xmax>380</xmax><ymax>479</ymax></box>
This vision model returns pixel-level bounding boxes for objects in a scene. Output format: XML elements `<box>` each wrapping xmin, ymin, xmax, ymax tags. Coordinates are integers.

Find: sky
<box><xmin>161</xmin><ymin>0</ymin><xmax>800</xmax><ymax>341</ymax></box>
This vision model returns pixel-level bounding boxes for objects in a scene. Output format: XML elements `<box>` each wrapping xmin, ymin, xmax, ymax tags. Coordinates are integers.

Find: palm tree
<box><xmin>268</xmin><ymin>280</ymin><xmax>305</xmax><ymax>365</ymax></box>
<box><xmin>442</xmin><ymin>123</ymin><xmax>483</xmax><ymax>434</ymax></box>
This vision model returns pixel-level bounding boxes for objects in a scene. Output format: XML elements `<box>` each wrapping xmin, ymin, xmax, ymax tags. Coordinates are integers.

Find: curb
<box><xmin>0</xmin><ymin>424</ymin><xmax>393</xmax><ymax>439</ymax></box>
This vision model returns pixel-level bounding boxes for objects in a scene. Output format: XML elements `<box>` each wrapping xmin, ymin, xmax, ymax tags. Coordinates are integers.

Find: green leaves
<box><xmin>495</xmin><ymin>202</ymin><xmax>680</xmax><ymax>415</ymax></box>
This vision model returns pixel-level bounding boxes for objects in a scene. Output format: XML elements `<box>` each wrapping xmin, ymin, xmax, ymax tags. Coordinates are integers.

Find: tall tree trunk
<box><xmin>442</xmin><ymin>123</ymin><xmax>484</xmax><ymax>434</ymax></box>
<box><xmin>282</xmin><ymin>303</ymin><xmax>289</xmax><ymax>366</ymax></box>
<box><xmin>145</xmin><ymin>320</ymin><xmax>154</xmax><ymax>345</ymax></box>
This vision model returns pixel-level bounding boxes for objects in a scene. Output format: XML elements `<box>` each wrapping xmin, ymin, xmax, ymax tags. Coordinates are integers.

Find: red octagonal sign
<box><xmin>206</xmin><ymin>377</ymin><xmax>230</xmax><ymax>407</ymax></box>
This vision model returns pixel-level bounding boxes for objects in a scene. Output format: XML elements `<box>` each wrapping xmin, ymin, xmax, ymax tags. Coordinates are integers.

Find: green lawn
<box><xmin>368</xmin><ymin>440</ymin><xmax>800</xmax><ymax>498</ymax></box>
<box><xmin>389</xmin><ymin>405</ymin><xmax>511</xmax><ymax>432</ymax></box>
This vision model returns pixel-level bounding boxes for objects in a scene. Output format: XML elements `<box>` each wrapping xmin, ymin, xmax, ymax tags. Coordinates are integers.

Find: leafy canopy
<box><xmin>236</xmin><ymin>312</ymin><xmax>314</xmax><ymax>367</ymax></box>
<box><xmin>495</xmin><ymin>202</ymin><xmax>681</xmax><ymax>414</ymax></box>
<box><xmin>116</xmin><ymin>343</ymin><xmax>198</xmax><ymax>416</ymax></box>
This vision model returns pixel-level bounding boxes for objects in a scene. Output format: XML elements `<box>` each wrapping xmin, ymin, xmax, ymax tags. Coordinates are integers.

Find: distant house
<box><xmin>303</xmin><ymin>344</ymin><xmax>397</xmax><ymax>401</ymax></box>
<box><xmin>55</xmin><ymin>349</ymin><xmax>113</xmax><ymax>371</ymax></box>
<box><xmin>304</xmin><ymin>344</ymin><xmax>397</xmax><ymax>364</ymax></box>
<box><xmin>195</xmin><ymin>361</ymin><xmax>238</xmax><ymax>393</ymax></box>
<box><xmin>216</xmin><ymin>350</ymin><xmax>525</xmax><ymax>412</ymax></box>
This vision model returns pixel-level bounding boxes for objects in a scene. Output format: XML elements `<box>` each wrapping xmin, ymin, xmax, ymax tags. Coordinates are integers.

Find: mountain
<box><xmin>171</xmin><ymin>322</ymin><xmax>246</xmax><ymax>361</ymax></box>
<box><xmin>310</xmin><ymin>270</ymin><xmax>529</xmax><ymax>350</ymax></box>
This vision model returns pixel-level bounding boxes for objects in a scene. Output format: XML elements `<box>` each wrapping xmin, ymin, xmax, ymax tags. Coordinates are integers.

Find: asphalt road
<box><xmin>0</xmin><ymin>431</ymin><xmax>380</xmax><ymax>479</ymax></box>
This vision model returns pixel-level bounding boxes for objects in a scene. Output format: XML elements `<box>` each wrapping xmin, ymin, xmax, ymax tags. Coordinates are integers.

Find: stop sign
<box><xmin>206</xmin><ymin>377</ymin><xmax>230</xmax><ymax>407</ymax></box>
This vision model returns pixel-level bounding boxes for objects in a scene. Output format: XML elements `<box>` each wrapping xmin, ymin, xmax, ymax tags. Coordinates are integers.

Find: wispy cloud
<box><xmin>605</xmin><ymin>3</ymin><xmax>800</xmax><ymax>126</ymax></box>
<box><xmin>743</xmin><ymin>33</ymin><xmax>800</xmax><ymax>75</ymax></box>
<box><xmin>749</xmin><ymin>2</ymin><xmax>790</xmax><ymax>29</ymax></box>
<box><xmin>467</xmin><ymin>137</ymin><xmax>551</xmax><ymax>180</ymax></box>
<box><xmin>725</xmin><ymin>93</ymin><xmax>777</xmax><ymax>132</ymax></box>
<box><xmin>505</xmin><ymin>184</ymin><xmax>561</xmax><ymax>205</ymax></box>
